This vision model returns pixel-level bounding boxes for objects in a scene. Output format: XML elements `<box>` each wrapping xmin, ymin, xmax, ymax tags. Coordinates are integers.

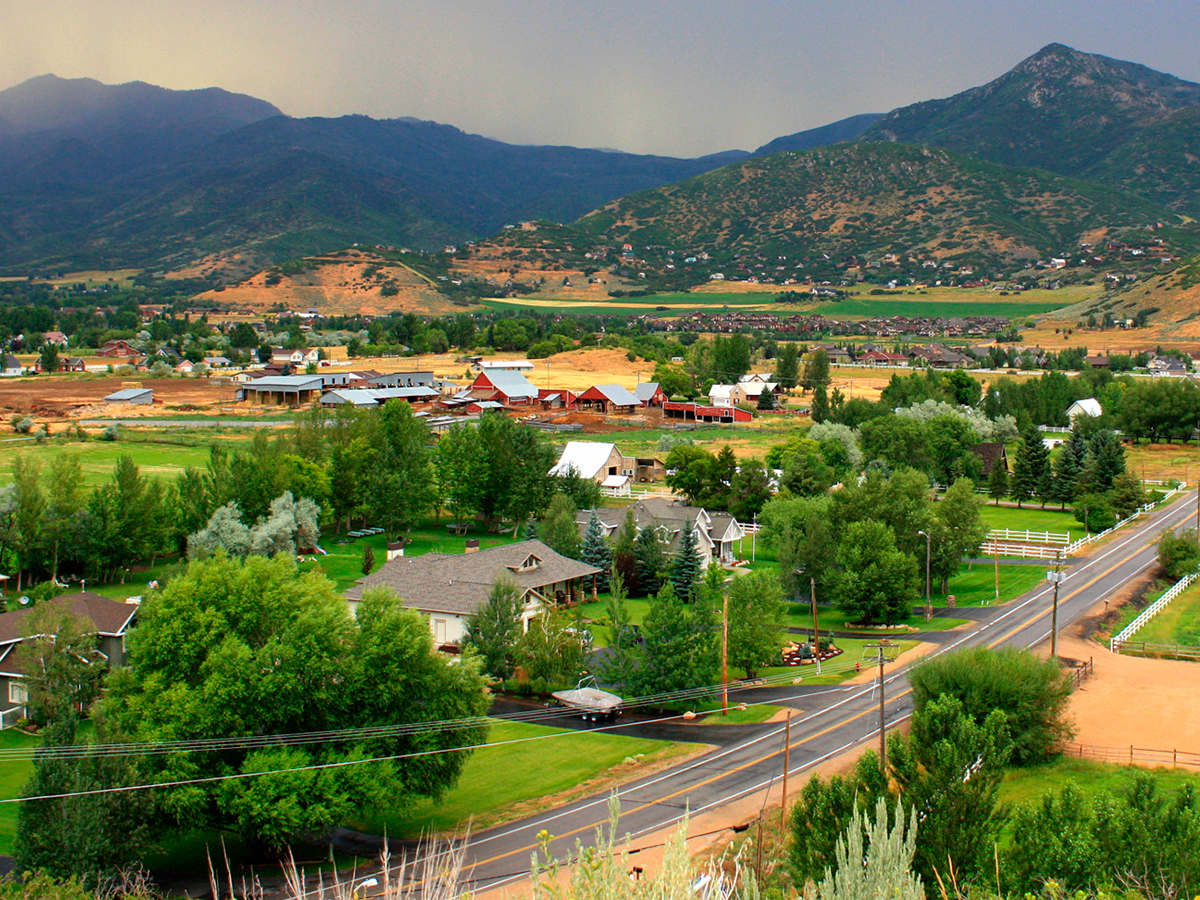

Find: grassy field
<box><xmin>980</xmin><ymin>504</ymin><xmax>1084</xmax><ymax>543</ymax></box>
<box><xmin>998</xmin><ymin>756</ymin><xmax>1200</xmax><ymax>808</ymax></box>
<box><xmin>1126</xmin><ymin>579</ymin><xmax>1200</xmax><ymax>646</ymax></box>
<box><xmin>0</xmin><ymin>433</ymin><xmax>252</xmax><ymax>486</ymax></box>
<box><xmin>352</xmin><ymin>719</ymin><xmax>699</xmax><ymax>837</ymax></box>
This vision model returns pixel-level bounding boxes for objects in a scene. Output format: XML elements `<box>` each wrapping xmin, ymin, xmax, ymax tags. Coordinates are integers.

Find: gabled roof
<box><xmin>587</xmin><ymin>384</ymin><xmax>641</xmax><ymax>406</ymax></box>
<box><xmin>708</xmin><ymin>384</ymin><xmax>737</xmax><ymax>400</ymax></box>
<box><xmin>1067</xmin><ymin>398</ymin><xmax>1103</xmax><ymax>417</ymax></box>
<box><xmin>344</xmin><ymin>540</ymin><xmax>600</xmax><ymax>613</ymax></box>
<box><xmin>549</xmin><ymin>441</ymin><xmax>618</xmax><ymax>480</ymax></box>
<box><xmin>0</xmin><ymin>592</ymin><xmax>138</xmax><ymax>647</ymax></box>
<box><xmin>480</xmin><ymin>369</ymin><xmax>539</xmax><ymax>399</ymax></box>
<box><xmin>634</xmin><ymin>383</ymin><xmax>662</xmax><ymax>402</ymax></box>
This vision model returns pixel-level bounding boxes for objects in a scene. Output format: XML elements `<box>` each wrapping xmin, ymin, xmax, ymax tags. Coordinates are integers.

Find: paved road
<box><xmin>445</xmin><ymin>489</ymin><xmax>1198</xmax><ymax>893</ymax></box>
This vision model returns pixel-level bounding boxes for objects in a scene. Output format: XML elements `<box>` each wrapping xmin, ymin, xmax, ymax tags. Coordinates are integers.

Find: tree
<box><xmin>434</xmin><ymin>423</ymin><xmax>482</xmax><ymax>530</ymax></box>
<box><xmin>781</xmin><ymin>448</ymin><xmax>835</xmax><ymax>497</ymax></box>
<box><xmin>11</xmin><ymin>456</ymin><xmax>46</xmax><ymax>588</ymax></box>
<box><xmin>906</xmin><ymin>646</ymin><xmax>1074</xmax><ymax>765</ymax></box>
<box><xmin>728</xmin><ymin>458</ymin><xmax>772</xmax><ymax>522</ymax></box>
<box><xmin>924</xmin><ymin>414</ymin><xmax>980</xmax><ymax>486</ymax></box>
<box><xmin>368</xmin><ymin>401</ymin><xmax>434</xmax><ymax>540</ymax></box>
<box><xmin>516</xmin><ymin>609</ymin><xmax>586</xmax><ymax>685</ymax></box>
<box><xmin>670</xmin><ymin>519</ymin><xmax>703</xmax><ymax>602</ymax></box>
<box><xmin>1073</xmin><ymin>492</ymin><xmax>1115</xmax><ymax>533</ymax></box>
<box><xmin>580</xmin><ymin>511</ymin><xmax>611</xmax><ymax>594</ymax></box>
<box><xmin>611</xmin><ymin>510</ymin><xmax>638</xmax><ymax>592</ymax></box>
<box><xmin>774</xmin><ymin>342</ymin><xmax>799</xmax><ymax>390</ymax></box>
<box><xmin>628</xmin><ymin>581</ymin><xmax>717</xmax><ymax>699</ymax></box>
<box><xmin>15</xmin><ymin>604</ymin><xmax>105</xmax><ymax>724</ymax></box>
<box><xmin>1010</xmin><ymin>425</ymin><xmax>1049</xmax><ymax>508</ymax></box>
<box><xmin>538</xmin><ymin>493</ymin><xmax>581</xmax><ymax>560</ymax></box>
<box><xmin>801</xmin><ymin>348</ymin><xmax>831</xmax><ymax>393</ymax></box>
<box><xmin>464</xmin><ymin>576</ymin><xmax>523</xmax><ymax>679</ymax></box>
<box><xmin>1083</xmin><ymin>428</ymin><xmax>1125</xmax><ymax>494</ymax></box>
<box><xmin>859</xmin><ymin>416</ymin><xmax>930</xmax><ymax>474</ymax></box>
<box><xmin>929</xmin><ymin>477</ymin><xmax>986</xmax><ymax>592</ymax></box>
<box><xmin>360</xmin><ymin>544</ymin><xmax>375</xmax><ymax>576</ymax></box>
<box><xmin>42</xmin><ymin>455</ymin><xmax>85</xmax><ymax>581</ymax></box>
<box><xmin>1109</xmin><ymin>470</ymin><xmax>1147</xmax><ymax>519</ymax></box>
<box><xmin>634</xmin><ymin>523</ymin><xmax>667</xmax><ymax>596</ymax></box>
<box><xmin>987</xmin><ymin>455</ymin><xmax>1009</xmax><ymax>504</ymax></box>
<box><xmin>1158</xmin><ymin>528</ymin><xmax>1200</xmax><ymax>579</ymax></box>
<box><xmin>765</xmin><ymin>496</ymin><xmax>836</xmax><ymax>599</ymax></box>
<box><xmin>726</xmin><ymin>570</ymin><xmax>786</xmax><ymax>678</ymax></box>
<box><xmin>809</xmin><ymin>383</ymin><xmax>830</xmax><ymax>423</ymax></box>
<box><xmin>833</xmin><ymin>521</ymin><xmax>919</xmax><ymax>625</ymax></box>
<box><xmin>663</xmin><ymin>445</ymin><xmax>715</xmax><ymax>505</ymax></box>
<box><xmin>1049</xmin><ymin>425</ymin><xmax>1086</xmax><ymax>508</ymax></box>
<box><xmin>651</xmin><ymin>362</ymin><xmax>692</xmax><ymax>399</ymax></box>
<box><xmin>38</xmin><ymin>344</ymin><xmax>59</xmax><ymax>374</ymax></box>
<box><xmin>756</xmin><ymin>387</ymin><xmax>776</xmax><ymax>410</ymax></box>
<box><xmin>101</xmin><ymin>554</ymin><xmax>490</xmax><ymax>851</ymax></box>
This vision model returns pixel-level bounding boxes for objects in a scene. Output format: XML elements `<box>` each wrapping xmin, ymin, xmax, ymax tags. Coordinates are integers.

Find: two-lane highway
<box><xmin>455</xmin><ymin>490</ymin><xmax>1197</xmax><ymax>892</ymax></box>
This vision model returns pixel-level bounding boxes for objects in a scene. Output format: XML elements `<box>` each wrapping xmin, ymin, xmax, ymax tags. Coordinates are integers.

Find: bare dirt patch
<box><xmin>0</xmin><ymin>376</ymin><xmax>236</xmax><ymax>421</ymax></box>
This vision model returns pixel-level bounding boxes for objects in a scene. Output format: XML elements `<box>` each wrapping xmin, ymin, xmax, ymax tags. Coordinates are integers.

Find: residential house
<box><xmin>0</xmin><ymin>592</ymin><xmax>138</xmax><ymax>717</ymax></box>
<box><xmin>203</xmin><ymin>356</ymin><xmax>232</xmax><ymax>368</ymax></box>
<box><xmin>42</xmin><ymin>331</ymin><xmax>68</xmax><ymax>347</ymax></box>
<box><xmin>1148</xmin><ymin>356</ymin><xmax>1188</xmax><ymax>376</ymax></box>
<box><xmin>1084</xmin><ymin>355</ymin><xmax>1110</xmax><ymax>370</ymax></box>
<box><xmin>576</xmin><ymin>384</ymin><xmax>642</xmax><ymax>414</ymax></box>
<box><xmin>271</xmin><ymin>348</ymin><xmax>321</xmax><ymax>366</ymax></box>
<box><xmin>736</xmin><ymin>381</ymin><xmax>780</xmax><ymax>402</ymax></box>
<box><xmin>1066</xmin><ymin>398</ymin><xmax>1103</xmax><ymax>425</ymax></box>
<box><xmin>344</xmin><ymin>540</ymin><xmax>600</xmax><ymax>648</ymax></box>
<box><xmin>1</xmin><ymin>355</ymin><xmax>23</xmax><ymax>377</ymax></box>
<box><xmin>60</xmin><ymin>357</ymin><xmax>87</xmax><ymax>373</ymax></box>
<box><xmin>468</xmin><ymin>369</ymin><xmax>540</xmax><ymax>405</ymax></box>
<box><xmin>576</xmin><ymin>498</ymin><xmax>745</xmax><ymax>567</ymax></box>
<box><xmin>708</xmin><ymin>384</ymin><xmax>746</xmax><ymax>407</ymax></box>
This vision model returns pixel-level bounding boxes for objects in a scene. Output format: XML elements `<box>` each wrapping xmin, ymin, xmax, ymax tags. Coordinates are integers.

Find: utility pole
<box><xmin>779</xmin><ymin>711</ymin><xmax>792</xmax><ymax>830</ymax></box>
<box><xmin>1049</xmin><ymin>551</ymin><xmax>1063</xmax><ymax>660</ymax></box>
<box><xmin>918</xmin><ymin>529</ymin><xmax>931</xmax><ymax>621</ymax></box>
<box><xmin>993</xmin><ymin>543</ymin><xmax>1000</xmax><ymax>605</ymax></box>
<box><xmin>864</xmin><ymin>640</ymin><xmax>899</xmax><ymax>771</ymax></box>
<box><xmin>751</xmin><ymin>513</ymin><xmax>757</xmax><ymax>562</ymax></box>
<box><xmin>721</xmin><ymin>589</ymin><xmax>729</xmax><ymax>715</ymax></box>
<box><xmin>810</xmin><ymin>575</ymin><xmax>821</xmax><ymax>675</ymax></box>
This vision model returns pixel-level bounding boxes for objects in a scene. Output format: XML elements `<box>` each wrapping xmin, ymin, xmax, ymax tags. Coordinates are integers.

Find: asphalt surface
<box><xmin>443</xmin><ymin>489</ymin><xmax>1199</xmax><ymax>893</ymax></box>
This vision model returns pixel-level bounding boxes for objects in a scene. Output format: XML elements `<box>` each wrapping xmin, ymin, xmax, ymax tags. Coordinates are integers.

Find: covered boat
<box><xmin>552</xmin><ymin>676</ymin><xmax>623</xmax><ymax>721</ymax></box>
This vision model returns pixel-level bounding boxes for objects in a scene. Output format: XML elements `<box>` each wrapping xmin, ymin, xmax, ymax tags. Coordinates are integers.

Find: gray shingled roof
<box><xmin>345</xmin><ymin>539</ymin><xmax>600</xmax><ymax>614</ymax></box>
<box><xmin>0</xmin><ymin>592</ymin><xmax>138</xmax><ymax>646</ymax></box>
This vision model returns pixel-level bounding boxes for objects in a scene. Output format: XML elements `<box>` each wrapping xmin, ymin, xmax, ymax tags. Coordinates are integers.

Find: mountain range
<box><xmin>0</xmin><ymin>43</ymin><xmax>1198</xmax><ymax>276</ymax></box>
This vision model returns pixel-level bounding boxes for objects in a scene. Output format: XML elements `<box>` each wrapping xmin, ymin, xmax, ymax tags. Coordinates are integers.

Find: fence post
<box><xmin>1131</xmin><ymin>745</ymin><xmax>1135</xmax><ymax>764</ymax></box>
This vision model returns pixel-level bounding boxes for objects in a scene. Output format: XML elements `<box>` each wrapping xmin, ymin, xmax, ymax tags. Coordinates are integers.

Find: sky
<box><xmin>5</xmin><ymin>0</ymin><xmax>1200</xmax><ymax>158</ymax></box>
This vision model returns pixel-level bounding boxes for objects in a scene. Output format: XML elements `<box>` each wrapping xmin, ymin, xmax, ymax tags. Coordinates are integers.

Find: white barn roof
<box><xmin>549</xmin><ymin>441</ymin><xmax>618</xmax><ymax>480</ymax></box>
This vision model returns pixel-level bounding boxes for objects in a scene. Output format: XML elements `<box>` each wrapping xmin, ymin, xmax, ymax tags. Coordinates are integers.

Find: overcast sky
<box><xmin>5</xmin><ymin>0</ymin><xmax>1200</xmax><ymax>157</ymax></box>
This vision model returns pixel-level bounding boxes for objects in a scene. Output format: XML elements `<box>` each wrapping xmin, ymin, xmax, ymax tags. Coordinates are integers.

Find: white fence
<box><xmin>978</xmin><ymin>541</ymin><xmax>1066</xmax><ymax>560</ymax></box>
<box><xmin>1111</xmin><ymin>572</ymin><xmax>1199</xmax><ymax>652</ymax></box>
<box><xmin>987</xmin><ymin>528</ymin><xmax>1069</xmax><ymax>545</ymax></box>
<box><xmin>0</xmin><ymin>706</ymin><xmax>23</xmax><ymax>730</ymax></box>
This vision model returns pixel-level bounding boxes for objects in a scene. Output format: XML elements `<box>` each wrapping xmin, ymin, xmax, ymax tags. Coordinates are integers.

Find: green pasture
<box><xmin>998</xmin><ymin>756</ymin><xmax>1200</xmax><ymax>809</ymax></box>
<box><xmin>0</xmin><ymin>730</ymin><xmax>39</xmax><ymax>854</ymax></box>
<box><xmin>1121</xmin><ymin>579</ymin><xmax>1200</xmax><ymax>647</ymax></box>
<box><xmin>980</xmin><ymin>504</ymin><xmax>1084</xmax><ymax>544</ymax></box>
<box><xmin>354</xmin><ymin>719</ymin><xmax>698</xmax><ymax>837</ymax></box>
<box><xmin>807</xmin><ymin>298</ymin><xmax>1066</xmax><ymax>320</ymax></box>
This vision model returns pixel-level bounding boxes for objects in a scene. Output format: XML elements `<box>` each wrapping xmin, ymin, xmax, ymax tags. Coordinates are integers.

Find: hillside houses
<box><xmin>660</xmin><ymin>311</ymin><xmax>1010</xmax><ymax>339</ymax></box>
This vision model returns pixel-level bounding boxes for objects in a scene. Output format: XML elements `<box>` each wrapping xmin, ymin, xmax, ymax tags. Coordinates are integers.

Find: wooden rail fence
<box><xmin>1110</xmin><ymin>641</ymin><xmax>1200</xmax><ymax>661</ymax></box>
<box><xmin>1063</xmin><ymin>741</ymin><xmax>1200</xmax><ymax>770</ymax></box>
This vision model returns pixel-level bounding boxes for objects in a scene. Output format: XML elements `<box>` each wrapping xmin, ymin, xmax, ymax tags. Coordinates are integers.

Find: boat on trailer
<box><xmin>552</xmin><ymin>676</ymin><xmax>623</xmax><ymax>722</ymax></box>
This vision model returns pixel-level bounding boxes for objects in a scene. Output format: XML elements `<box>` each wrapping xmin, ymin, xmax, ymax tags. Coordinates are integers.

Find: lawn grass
<box><xmin>0</xmin><ymin>730</ymin><xmax>38</xmax><ymax>854</ymax></box>
<box><xmin>1125</xmin><ymin>579</ymin><xmax>1200</xmax><ymax>646</ymax></box>
<box><xmin>979</xmin><ymin>504</ymin><xmax>1084</xmax><ymax>544</ymax></box>
<box><xmin>352</xmin><ymin>719</ymin><xmax>699</xmax><ymax>837</ymax></box>
<box><xmin>998</xmin><ymin>756</ymin><xmax>1200</xmax><ymax>809</ymax></box>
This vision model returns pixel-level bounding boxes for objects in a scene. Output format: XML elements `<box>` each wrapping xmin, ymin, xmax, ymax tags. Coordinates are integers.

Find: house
<box><xmin>1</xmin><ymin>355</ymin><xmax>22</xmax><ymax>377</ymax></box>
<box><xmin>634</xmin><ymin>382</ymin><xmax>667</xmax><ymax>407</ymax></box>
<box><xmin>973</xmin><ymin>443</ymin><xmax>1009</xmax><ymax>477</ymax></box>
<box><xmin>576</xmin><ymin>384</ymin><xmax>642</xmax><ymax>414</ymax></box>
<box><xmin>0</xmin><ymin>592</ymin><xmax>138</xmax><ymax>717</ymax></box>
<box><xmin>203</xmin><ymin>356</ymin><xmax>232</xmax><ymax>368</ymax></box>
<box><xmin>1084</xmin><ymin>355</ymin><xmax>1110</xmax><ymax>369</ymax></box>
<box><xmin>271</xmin><ymin>348</ymin><xmax>321</xmax><ymax>366</ymax></box>
<box><xmin>103</xmin><ymin>387</ymin><xmax>153</xmax><ymax>405</ymax></box>
<box><xmin>468</xmin><ymin>369</ymin><xmax>539</xmax><ymax>405</ymax></box>
<box><xmin>344</xmin><ymin>540</ymin><xmax>600</xmax><ymax>648</ymax></box>
<box><xmin>708</xmin><ymin>384</ymin><xmax>746</xmax><ymax>407</ymax></box>
<box><xmin>175</xmin><ymin>360</ymin><xmax>196</xmax><ymax>374</ymax></box>
<box><xmin>97</xmin><ymin>340</ymin><xmax>139</xmax><ymax>358</ymax></box>
<box><xmin>42</xmin><ymin>331</ymin><xmax>68</xmax><ymax>347</ymax></box>
<box><xmin>576</xmin><ymin>498</ymin><xmax>746</xmax><ymax>568</ymax></box>
<box><xmin>1066</xmin><ymin>398</ymin><xmax>1103</xmax><ymax>425</ymax></box>
<box><xmin>736</xmin><ymin>381</ymin><xmax>780</xmax><ymax>401</ymax></box>
<box><xmin>60</xmin><ymin>358</ymin><xmax>87</xmax><ymax>373</ymax></box>
<box><xmin>549</xmin><ymin>441</ymin><xmax>665</xmax><ymax>488</ymax></box>
<box><xmin>1148</xmin><ymin>356</ymin><xmax>1187</xmax><ymax>375</ymax></box>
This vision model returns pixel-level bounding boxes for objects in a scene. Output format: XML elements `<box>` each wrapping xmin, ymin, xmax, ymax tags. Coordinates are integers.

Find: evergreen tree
<box><xmin>580</xmin><ymin>511</ymin><xmax>611</xmax><ymax>595</ymax></box>
<box><xmin>537</xmin><ymin>493</ymin><xmax>581</xmax><ymax>560</ymax></box>
<box><xmin>987</xmin><ymin>456</ymin><xmax>1009</xmax><ymax>504</ymax></box>
<box><xmin>801</xmin><ymin>348</ymin><xmax>831</xmax><ymax>393</ymax></box>
<box><xmin>774</xmin><ymin>342</ymin><xmax>799</xmax><ymax>390</ymax></box>
<box><xmin>360</xmin><ymin>544</ymin><xmax>375</xmax><ymax>576</ymax></box>
<box><xmin>629</xmin><ymin>581</ymin><xmax>719</xmax><ymax>699</ymax></box>
<box><xmin>463</xmin><ymin>576</ymin><xmax>523</xmax><ymax>679</ymax></box>
<box><xmin>611</xmin><ymin>510</ymin><xmax>638</xmax><ymax>592</ymax></box>
<box><xmin>756</xmin><ymin>387</ymin><xmax>776</xmax><ymax>410</ymax></box>
<box><xmin>634</xmin><ymin>523</ymin><xmax>666</xmax><ymax>595</ymax></box>
<box><xmin>810</xmin><ymin>383</ymin><xmax>830</xmax><ymax>423</ymax></box>
<box><xmin>671</xmin><ymin>519</ymin><xmax>703</xmax><ymax>602</ymax></box>
<box><xmin>1085</xmin><ymin>429</ymin><xmax>1126</xmax><ymax>493</ymax></box>
<box><xmin>1010</xmin><ymin>425</ymin><xmax>1049</xmax><ymax>509</ymax></box>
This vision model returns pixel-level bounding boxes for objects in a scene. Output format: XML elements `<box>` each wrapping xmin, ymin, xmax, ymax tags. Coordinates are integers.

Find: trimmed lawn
<box><xmin>352</xmin><ymin>719</ymin><xmax>699</xmax><ymax>837</ymax></box>
<box><xmin>980</xmin><ymin>504</ymin><xmax>1084</xmax><ymax>544</ymax></box>
<box><xmin>0</xmin><ymin>730</ymin><xmax>38</xmax><ymax>855</ymax></box>
<box><xmin>1127</xmin><ymin>579</ymin><xmax>1200</xmax><ymax>647</ymax></box>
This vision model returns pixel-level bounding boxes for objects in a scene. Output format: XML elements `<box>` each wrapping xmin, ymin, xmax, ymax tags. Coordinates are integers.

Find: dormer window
<box><xmin>508</xmin><ymin>554</ymin><xmax>542</xmax><ymax>573</ymax></box>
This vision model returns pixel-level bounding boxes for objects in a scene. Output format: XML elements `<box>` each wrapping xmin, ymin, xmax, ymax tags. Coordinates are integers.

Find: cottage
<box><xmin>0</xmin><ymin>592</ymin><xmax>138</xmax><ymax>718</ymax></box>
<box><xmin>271</xmin><ymin>348</ymin><xmax>321</xmax><ymax>366</ymax></box>
<box><xmin>549</xmin><ymin>441</ymin><xmax>665</xmax><ymax>487</ymax></box>
<box><xmin>344</xmin><ymin>540</ymin><xmax>600</xmax><ymax>648</ymax></box>
<box><xmin>707</xmin><ymin>384</ymin><xmax>746</xmax><ymax>407</ymax></box>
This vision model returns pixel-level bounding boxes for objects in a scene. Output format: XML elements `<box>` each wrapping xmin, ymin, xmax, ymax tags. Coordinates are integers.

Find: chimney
<box><xmin>464</xmin><ymin>539</ymin><xmax>480</xmax><ymax>554</ymax></box>
<box><xmin>386</xmin><ymin>541</ymin><xmax>405</xmax><ymax>561</ymax></box>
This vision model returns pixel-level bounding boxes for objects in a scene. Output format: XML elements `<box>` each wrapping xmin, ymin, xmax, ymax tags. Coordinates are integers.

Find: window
<box><xmin>8</xmin><ymin>681</ymin><xmax>27</xmax><ymax>705</ymax></box>
<box><xmin>433</xmin><ymin>619</ymin><xmax>447</xmax><ymax>644</ymax></box>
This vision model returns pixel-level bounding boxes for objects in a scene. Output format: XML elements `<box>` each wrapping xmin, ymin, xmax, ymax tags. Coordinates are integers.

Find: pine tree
<box><xmin>1010</xmin><ymin>426</ymin><xmax>1049</xmax><ymax>508</ymax></box>
<box><xmin>671</xmin><ymin>519</ymin><xmax>703</xmax><ymax>603</ymax></box>
<box><xmin>757</xmin><ymin>387</ymin><xmax>776</xmax><ymax>410</ymax></box>
<box><xmin>1049</xmin><ymin>435</ymin><xmax>1082</xmax><ymax>509</ymax></box>
<box><xmin>580</xmin><ymin>511</ymin><xmax>611</xmax><ymax>595</ymax></box>
<box><xmin>811</xmin><ymin>383</ymin><xmax>830</xmax><ymax>423</ymax></box>
<box><xmin>634</xmin><ymin>523</ymin><xmax>666</xmax><ymax>595</ymax></box>
<box><xmin>611</xmin><ymin>509</ymin><xmax>638</xmax><ymax>592</ymax></box>
<box><xmin>360</xmin><ymin>544</ymin><xmax>375</xmax><ymax>576</ymax></box>
<box><xmin>987</xmin><ymin>457</ymin><xmax>1009</xmax><ymax>504</ymax></box>
<box><xmin>774</xmin><ymin>342</ymin><xmax>799</xmax><ymax>390</ymax></box>
<box><xmin>538</xmin><ymin>493</ymin><xmax>582</xmax><ymax>559</ymax></box>
<box><xmin>1085</xmin><ymin>429</ymin><xmax>1126</xmax><ymax>493</ymax></box>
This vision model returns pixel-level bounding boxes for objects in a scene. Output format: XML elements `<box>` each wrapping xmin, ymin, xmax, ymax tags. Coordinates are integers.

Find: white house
<box><xmin>708</xmin><ymin>384</ymin><xmax>746</xmax><ymax>407</ymax></box>
<box><xmin>1</xmin><ymin>355</ymin><xmax>23</xmax><ymax>377</ymax></box>
<box><xmin>1066</xmin><ymin>398</ymin><xmax>1103</xmax><ymax>425</ymax></box>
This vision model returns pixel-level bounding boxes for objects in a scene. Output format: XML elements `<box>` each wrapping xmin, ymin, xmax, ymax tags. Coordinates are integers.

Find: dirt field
<box><xmin>0</xmin><ymin>375</ymin><xmax>237</xmax><ymax>422</ymax></box>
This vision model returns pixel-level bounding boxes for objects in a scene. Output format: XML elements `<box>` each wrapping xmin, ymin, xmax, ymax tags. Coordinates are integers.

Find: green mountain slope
<box><xmin>576</xmin><ymin>142</ymin><xmax>1181</xmax><ymax>267</ymax></box>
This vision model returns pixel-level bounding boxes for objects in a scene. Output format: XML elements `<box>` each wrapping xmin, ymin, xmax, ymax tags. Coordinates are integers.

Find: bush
<box><xmin>1158</xmin><ymin>528</ymin><xmax>1200</xmax><ymax>579</ymax></box>
<box><xmin>10</xmin><ymin>415</ymin><xmax>33</xmax><ymax>434</ymax></box>
<box><xmin>907</xmin><ymin>646</ymin><xmax>1074</xmax><ymax>765</ymax></box>
<box><xmin>101</xmin><ymin>425</ymin><xmax>119</xmax><ymax>442</ymax></box>
<box><xmin>1073</xmin><ymin>493</ymin><xmax>1115</xmax><ymax>532</ymax></box>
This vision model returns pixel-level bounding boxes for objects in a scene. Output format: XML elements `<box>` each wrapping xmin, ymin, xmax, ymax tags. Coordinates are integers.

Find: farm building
<box><xmin>344</xmin><ymin>540</ymin><xmax>599</xmax><ymax>648</ymax></box>
<box><xmin>468</xmin><ymin>369</ymin><xmax>539</xmax><ymax>405</ymax></box>
<box><xmin>471</xmin><ymin>359</ymin><xmax>535</xmax><ymax>372</ymax></box>
<box><xmin>235</xmin><ymin>375</ymin><xmax>326</xmax><ymax>405</ymax></box>
<box><xmin>635</xmin><ymin>382</ymin><xmax>667</xmax><ymax>406</ymax></box>
<box><xmin>319</xmin><ymin>386</ymin><xmax>441</xmax><ymax>407</ymax></box>
<box><xmin>663</xmin><ymin>401</ymin><xmax>752</xmax><ymax>424</ymax></box>
<box><xmin>104</xmin><ymin>387</ymin><xmax>153</xmax><ymax>405</ymax></box>
<box><xmin>1066</xmin><ymin>398</ymin><xmax>1103</xmax><ymax>425</ymax></box>
<box><xmin>576</xmin><ymin>384</ymin><xmax>641</xmax><ymax>414</ymax></box>
<box><xmin>549</xmin><ymin>441</ymin><xmax>665</xmax><ymax>490</ymax></box>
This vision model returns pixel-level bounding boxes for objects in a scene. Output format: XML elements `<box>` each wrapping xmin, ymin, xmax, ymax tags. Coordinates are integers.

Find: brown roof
<box><xmin>344</xmin><ymin>540</ymin><xmax>600</xmax><ymax>614</ymax></box>
<box><xmin>0</xmin><ymin>592</ymin><xmax>138</xmax><ymax>646</ymax></box>
<box><xmin>973</xmin><ymin>442</ymin><xmax>1008</xmax><ymax>476</ymax></box>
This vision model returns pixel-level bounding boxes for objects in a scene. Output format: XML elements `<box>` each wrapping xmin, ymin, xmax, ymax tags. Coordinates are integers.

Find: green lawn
<box><xmin>998</xmin><ymin>756</ymin><xmax>1200</xmax><ymax>809</ymax></box>
<box><xmin>0</xmin><ymin>433</ymin><xmax>251</xmax><ymax>486</ymax></box>
<box><xmin>0</xmin><ymin>730</ymin><xmax>39</xmax><ymax>854</ymax></box>
<box><xmin>352</xmin><ymin>719</ymin><xmax>699</xmax><ymax>837</ymax></box>
<box><xmin>980</xmin><ymin>504</ymin><xmax>1084</xmax><ymax>544</ymax></box>
<box><xmin>1125</xmin><ymin>579</ymin><xmax>1200</xmax><ymax>647</ymax></box>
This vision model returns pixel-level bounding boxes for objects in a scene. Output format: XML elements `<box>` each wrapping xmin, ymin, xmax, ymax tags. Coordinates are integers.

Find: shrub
<box><xmin>10</xmin><ymin>415</ymin><xmax>33</xmax><ymax>434</ymax></box>
<box><xmin>907</xmin><ymin>646</ymin><xmax>1074</xmax><ymax>765</ymax></box>
<box><xmin>1158</xmin><ymin>528</ymin><xmax>1200</xmax><ymax>579</ymax></box>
